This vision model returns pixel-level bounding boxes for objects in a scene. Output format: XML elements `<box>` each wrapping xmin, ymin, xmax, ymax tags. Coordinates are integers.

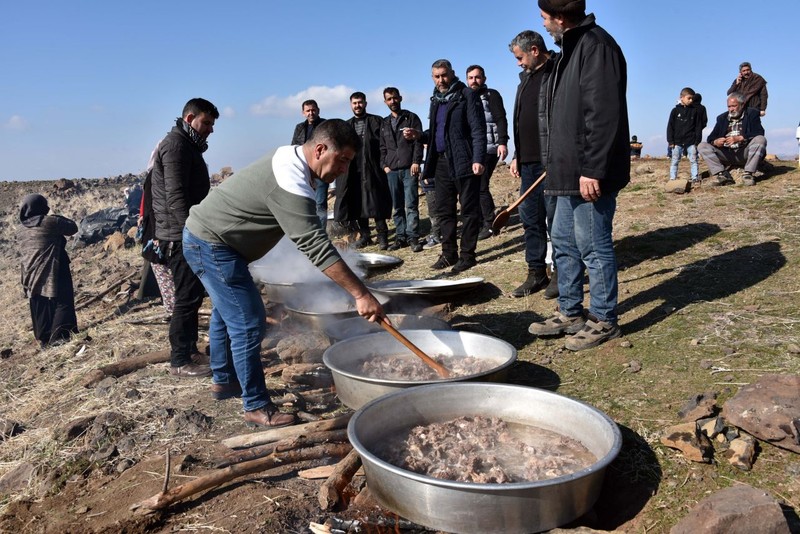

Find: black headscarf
<box><xmin>19</xmin><ymin>194</ymin><xmax>50</xmax><ymax>228</ymax></box>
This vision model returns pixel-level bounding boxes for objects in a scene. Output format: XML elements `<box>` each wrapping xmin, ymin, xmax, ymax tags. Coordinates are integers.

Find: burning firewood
<box><xmin>130</xmin><ymin>442</ymin><xmax>352</xmax><ymax>514</ymax></box>
<box><xmin>318</xmin><ymin>449</ymin><xmax>362</xmax><ymax>511</ymax></box>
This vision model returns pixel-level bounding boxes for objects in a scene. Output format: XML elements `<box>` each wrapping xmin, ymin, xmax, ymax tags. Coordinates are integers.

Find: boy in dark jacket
<box><xmin>667</xmin><ymin>87</ymin><xmax>702</xmax><ymax>183</ymax></box>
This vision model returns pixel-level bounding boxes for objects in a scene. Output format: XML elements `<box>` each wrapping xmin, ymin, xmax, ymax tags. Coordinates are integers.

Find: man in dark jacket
<box><xmin>507</xmin><ymin>30</ymin><xmax>557</xmax><ymax>299</ymax></box>
<box><xmin>291</xmin><ymin>99</ymin><xmax>328</xmax><ymax>227</ymax></box>
<box><xmin>379</xmin><ymin>87</ymin><xmax>424</xmax><ymax>252</ymax></box>
<box><xmin>727</xmin><ymin>62</ymin><xmax>768</xmax><ymax>116</ymax></box>
<box><xmin>466</xmin><ymin>65</ymin><xmax>509</xmax><ymax>240</ymax></box>
<box><xmin>335</xmin><ymin>92</ymin><xmax>392</xmax><ymax>249</ymax></box>
<box><xmin>408</xmin><ymin>59</ymin><xmax>486</xmax><ymax>274</ymax></box>
<box><xmin>697</xmin><ymin>92</ymin><xmax>767</xmax><ymax>187</ymax></box>
<box><xmin>528</xmin><ymin>1</ymin><xmax>630</xmax><ymax>351</ymax></box>
<box><xmin>152</xmin><ymin>97</ymin><xmax>219</xmax><ymax>377</ymax></box>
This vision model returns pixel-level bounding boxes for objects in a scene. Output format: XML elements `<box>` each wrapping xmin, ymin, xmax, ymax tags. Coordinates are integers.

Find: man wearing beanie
<box><xmin>528</xmin><ymin>1</ymin><xmax>630</xmax><ymax>351</ymax></box>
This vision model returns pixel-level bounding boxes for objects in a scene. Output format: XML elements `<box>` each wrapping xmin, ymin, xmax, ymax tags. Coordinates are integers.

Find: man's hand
<box><xmin>760</xmin><ymin>110</ymin><xmax>766</xmax><ymax>117</ymax></box>
<box><xmin>410</xmin><ymin>163</ymin><xmax>420</xmax><ymax>176</ymax></box>
<box><xmin>383</xmin><ymin>166</ymin><xmax>391</xmax><ymax>174</ymax></box>
<box><xmin>510</xmin><ymin>158</ymin><xmax>519</xmax><ymax>178</ymax></box>
<box><xmin>472</xmin><ymin>162</ymin><xmax>485</xmax><ymax>176</ymax></box>
<box><xmin>354</xmin><ymin>292</ymin><xmax>385</xmax><ymax>323</ymax></box>
<box><xmin>713</xmin><ymin>137</ymin><xmax>727</xmax><ymax>148</ymax></box>
<box><xmin>497</xmin><ymin>145</ymin><xmax>508</xmax><ymax>161</ymax></box>
<box><xmin>403</xmin><ymin>128</ymin><xmax>420</xmax><ymax>141</ymax></box>
<box><xmin>579</xmin><ymin>176</ymin><xmax>601</xmax><ymax>202</ymax></box>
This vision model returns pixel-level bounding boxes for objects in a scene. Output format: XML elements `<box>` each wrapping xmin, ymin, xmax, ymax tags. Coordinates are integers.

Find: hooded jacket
<box><xmin>151</xmin><ymin>121</ymin><xmax>211</xmax><ymax>242</ymax></box>
<box><xmin>540</xmin><ymin>14</ymin><xmax>630</xmax><ymax>195</ymax></box>
<box><xmin>667</xmin><ymin>103</ymin><xmax>703</xmax><ymax>146</ymax></box>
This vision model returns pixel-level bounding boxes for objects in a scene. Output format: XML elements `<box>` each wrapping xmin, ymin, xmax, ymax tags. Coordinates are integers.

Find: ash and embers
<box><xmin>377</xmin><ymin>416</ymin><xmax>597</xmax><ymax>483</ymax></box>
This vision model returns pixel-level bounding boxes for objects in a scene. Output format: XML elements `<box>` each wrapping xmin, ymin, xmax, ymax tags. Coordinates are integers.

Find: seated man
<box><xmin>629</xmin><ymin>135</ymin><xmax>643</xmax><ymax>159</ymax></box>
<box><xmin>697</xmin><ymin>92</ymin><xmax>766</xmax><ymax>187</ymax></box>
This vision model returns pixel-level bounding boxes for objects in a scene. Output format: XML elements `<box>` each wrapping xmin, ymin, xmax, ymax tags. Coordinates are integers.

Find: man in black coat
<box><xmin>697</xmin><ymin>92</ymin><xmax>767</xmax><ymax>187</ymax></box>
<box><xmin>291</xmin><ymin>99</ymin><xmax>328</xmax><ymax>227</ymax></box>
<box><xmin>408</xmin><ymin>59</ymin><xmax>486</xmax><ymax>274</ymax></box>
<box><xmin>528</xmin><ymin>0</ymin><xmax>629</xmax><ymax>351</ymax></box>
<box><xmin>334</xmin><ymin>92</ymin><xmax>392</xmax><ymax>250</ymax></box>
<box><xmin>151</xmin><ymin>97</ymin><xmax>218</xmax><ymax>377</ymax></box>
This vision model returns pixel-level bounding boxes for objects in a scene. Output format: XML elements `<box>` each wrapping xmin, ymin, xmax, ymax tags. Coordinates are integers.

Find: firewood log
<box><xmin>212</xmin><ymin>428</ymin><xmax>348</xmax><ymax>468</ymax></box>
<box><xmin>318</xmin><ymin>448</ymin><xmax>362</xmax><ymax>510</ymax></box>
<box><xmin>221</xmin><ymin>413</ymin><xmax>352</xmax><ymax>449</ymax></box>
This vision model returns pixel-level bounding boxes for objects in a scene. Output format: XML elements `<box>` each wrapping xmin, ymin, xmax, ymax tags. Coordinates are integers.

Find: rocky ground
<box><xmin>0</xmin><ymin>158</ymin><xmax>799</xmax><ymax>534</ymax></box>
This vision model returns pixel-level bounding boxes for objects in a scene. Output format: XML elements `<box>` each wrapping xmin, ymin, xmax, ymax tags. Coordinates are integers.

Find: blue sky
<box><xmin>2</xmin><ymin>0</ymin><xmax>798</xmax><ymax>181</ymax></box>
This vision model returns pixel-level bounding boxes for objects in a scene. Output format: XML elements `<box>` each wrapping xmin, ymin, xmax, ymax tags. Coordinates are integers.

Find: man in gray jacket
<box><xmin>183</xmin><ymin>119</ymin><xmax>385</xmax><ymax>428</ymax></box>
<box><xmin>151</xmin><ymin>98</ymin><xmax>218</xmax><ymax>377</ymax></box>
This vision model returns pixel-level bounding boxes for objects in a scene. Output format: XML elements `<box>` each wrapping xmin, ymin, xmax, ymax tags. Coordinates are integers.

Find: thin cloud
<box><xmin>222</xmin><ymin>106</ymin><xmax>236</xmax><ymax>118</ymax></box>
<box><xmin>250</xmin><ymin>85</ymin><xmax>355</xmax><ymax>117</ymax></box>
<box><xmin>5</xmin><ymin>115</ymin><xmax>29</xmax><ymax>130</ymax></box>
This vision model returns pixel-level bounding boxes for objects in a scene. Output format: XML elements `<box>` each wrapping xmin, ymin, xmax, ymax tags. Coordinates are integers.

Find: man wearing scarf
<box><xmin>18</xmin><ymin>194</ymin><xmax>79</xmax><ymax>347</ymax></box>
<box><xmin>151</xmin><ymin>98</ymin><xmax>219</xmax><ymax>378</ymax></box>
<box><xmin>408</xmin><ymin>59</ymin><xmax>486</xmax><ymax>274</ymax></box>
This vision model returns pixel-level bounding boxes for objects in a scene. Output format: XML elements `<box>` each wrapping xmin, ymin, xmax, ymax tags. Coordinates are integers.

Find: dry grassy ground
<box><xmin>0</xmin><ymin>159</ymin><xmax>798</xmax><ymax>533</ymax></box>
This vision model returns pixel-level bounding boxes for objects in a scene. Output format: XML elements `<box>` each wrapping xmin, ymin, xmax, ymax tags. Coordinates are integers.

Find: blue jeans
<box><xmin>314</xmin><ymin>178</ymin><xmax>329</xmax><ymax>229</ymax></box>
<box><xmin>669</xmin><ymin>144</ymin><xmax>698</xmax><ymax>180</ymax></box>
<box><xmin>182</xmin><ymin>228</ymin><xmax>272</xmax><ymax>412</ymax></box>
<box><xmin>387</xmin><ymin>168</ymin><xmax>420</xmax><ymax>241</ymax></box>
<box><xmin>519</xmin><ymin>162</ymin><xmax>549</xmax><ymax>270</ymax></box>
<box><xmin>552</xmin><ymin>193</ymin><xmax>619</xmax><ymax>324</ymax></box>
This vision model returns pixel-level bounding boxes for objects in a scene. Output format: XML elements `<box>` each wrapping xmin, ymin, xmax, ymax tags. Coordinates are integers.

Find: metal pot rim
<box><xmin>322</xmin><ymin>330</ymin><xmax>517</xmax><ymax>385</ymax></box>
<box><xmin>348</xmin><ymin>382</ymin><xmax>622</xmax><ymax>490</ymax></box>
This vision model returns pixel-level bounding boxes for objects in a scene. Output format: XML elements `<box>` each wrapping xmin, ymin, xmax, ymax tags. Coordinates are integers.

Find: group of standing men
<box><xmin>141</xmin><ymin>0</ymin><xmax>633</xmax><ymax>431</ymax></box>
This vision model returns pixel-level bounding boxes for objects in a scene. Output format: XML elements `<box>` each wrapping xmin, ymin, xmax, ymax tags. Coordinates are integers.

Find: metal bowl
<box><xmin>323</xmin><ymin>314</ymin><xmax>452</xmax><ymax>342</ymax></box>
<box><xmin>348</xmin><ymin>383</ymin><xmax>622</xmax><ymax>534</ymax></box>
<box><xmin>283</xmin><ymin>290</ymin><xmax>390</xmax><ymax>331</ymax></box>
<box><xmin>322</xmin><ymin>330</ymin><xmax>516</xmax><ymax>409</ymax></box>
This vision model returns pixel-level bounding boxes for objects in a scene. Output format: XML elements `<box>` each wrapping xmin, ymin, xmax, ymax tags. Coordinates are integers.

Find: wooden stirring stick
<box><xmin>378</xmin><ymin>317</ymin><xmax>450</xmax><ymax>378</ymax></box>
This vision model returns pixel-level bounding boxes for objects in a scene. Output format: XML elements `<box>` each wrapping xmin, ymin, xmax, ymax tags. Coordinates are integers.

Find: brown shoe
<box><xmin>243</xmin><ymin>405</ymin><xmax>296</xmax><ymax>428</ymax></box>
<box><xmin>169</xmin><ymin>363</ymin><xmax>212</xmax><ymax>378</ymax></box>
<box><xmin>210</xmin><ymin>382</ymin><xmax>242</xmax><ymax>400</ymax></box>
<box><xmin>191</xmin><ymin>352</ymin><xmax>210</xmax><ymax>365</ymax></box>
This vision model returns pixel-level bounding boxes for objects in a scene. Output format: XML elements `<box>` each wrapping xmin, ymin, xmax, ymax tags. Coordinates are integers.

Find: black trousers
<box><xmin>434</xmin><ymin>154</ymin><xmax>481</xmax><ymax>262</ymax></box>
<box><xmin>29</xmin><ymin>289</ymin><xmax>78</xmax><ymax>347</ymax></box>
<box><xmin>479</xmin><ymin>153</ymin><xmax>500</xmax><ymax>229</ymax></box>
<box><xmin>167</xmin><ymin>241</ymin><xmax>205</xmax><ymax>367</ymax></box>
<box><xmin>358</xmin><ymin>218</ymin><xmax>388</xmax><ymax>238</ymax></box>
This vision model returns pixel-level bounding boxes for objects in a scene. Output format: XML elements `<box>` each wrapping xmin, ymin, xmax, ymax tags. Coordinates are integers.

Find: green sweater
<box><xmin>185</xmin><ymin>146</ymin><xmax>341</xmax><ymax>270</ymax></box>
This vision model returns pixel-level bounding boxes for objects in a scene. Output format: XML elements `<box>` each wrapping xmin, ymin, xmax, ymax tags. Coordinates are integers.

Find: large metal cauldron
<box><xmin>323</xmin><ymin>313</ymin><xmax>452</xmax><ymax>342</ymax></box>
<box><xmin>322</xmin><ymin>330</ymin><xmax>516</xmax><ymax>409</ymax></box>
<box><xmin>283</xmin><ymin>287</ymin><xmax>390</xmax><ymax>331</ymax></box>
<box><xmin>349</xmin><ymin>383</ymin><xmax>622</xmax><ymax>534</ymax></box>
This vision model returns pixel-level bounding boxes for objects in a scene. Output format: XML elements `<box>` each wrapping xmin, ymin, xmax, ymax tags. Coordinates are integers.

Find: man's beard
<box><xmin>546</xmin><ymin>27</ymin><xmax>563</xmax><ymax>42</ymax></box>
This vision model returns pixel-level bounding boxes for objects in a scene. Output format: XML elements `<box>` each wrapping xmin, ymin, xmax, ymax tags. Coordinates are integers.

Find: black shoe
<box><xmin>450</xmin><ymin>257</ymin><xmax>477</xmax><ymax>274</ymax></box>
<box><xmin>543</xmin><ymin>270</ymin><xmax>559</xmax><ymax>299</ymax></box>
<box><xmin>431</xmin><ymin>255</ymin><xmax>456</xmax><ymax>270</ymax></box>
<box><xmin>409</xmin><ymin>239</ymin><xmax>423</xmax><ymax>253</ymax></box>
<box><xmin>388</xmin><ymin>239</ymin><xmax>408</xmax><ymax>251</ymax></box>
<box><xmin>354</xmin><ymin>236</ymin><xmax>373</xmax><ymax>249</ymax></box>
<box><xmin>377</xmin><ymin>234</ymin><xmax>389</xmax><ymax>251</ymax></box>
<box><xmin>478</xmin><ymin>227</ymin><xmax>493</xmax><ymax>240</ymax></box>
<box><xmin>511</xmin><ymin>269</ymin><xmax>549</xmax><ymax>297</ymax></box>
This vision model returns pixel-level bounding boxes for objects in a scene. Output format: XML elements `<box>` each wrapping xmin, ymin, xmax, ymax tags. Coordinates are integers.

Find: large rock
<box><xmin>678</xmin><ymin>392</ymin><xmax>717</xmax><ymax>421</ymax></box>
<box><xmin>670</xmin><ymin>484</ymin><xmax>790</xmax><ymax>534</ymax></box>
<box><xmin>722</xmin><ymin>374</ymin><xmax>800</xmax><ymax>453</ymax></box>
<box><xmin>0</xmin><ymin>462</ymin><xmax>36</xmax><ymax>495</ymax></box>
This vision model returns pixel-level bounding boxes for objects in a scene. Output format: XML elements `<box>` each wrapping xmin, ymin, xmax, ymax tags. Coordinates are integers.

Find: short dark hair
<box><xmin>182</xmin><ymin>98</ymin><xmax>219</xmax><ymax>119</ymax></box>
<box><xmin>693</xmin><ymin>93</ymin><xmax>703</xmax><ymax>104</ymax></box>
<box><xmin>739</xmin><ymin>61</ymin><xmax>752</xmax><ymax>71</ymax></box>
<box><xmin>301</xmin><ymin>99</ymin><xmax>319</xmax><ymax>109</ymax></box>
<box><xmin>431</xmin><ymin>59</ymin><xmax>453</xmax><ymax>72</ymax></box>
<box><xmin>466</xmin><ymin>65</ymin><xmax>485</xmax><ymax>77</ymax></box>
<box><xmin>307</xmin><ymin>118</ymin><xmax>361</xmax><ymax>152</ymax></box>
<box><xmin>680</xmin><ymin>87</ymin><xmax>696</xmax><ymax>97</ymax></box>
<box><xmin>349</xmin><ymin>91</ymin><xmax>366</xmax><ymax>101</ymax></box>
<box><xmin>383</xmin><ymin>87</ymin><xmax>400</xmax><ymax>98</ymax></box>
<box><xmin>509</xmin><ymin>30</ymin><xmax>546</xmax><ymax>53</ymax></box>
